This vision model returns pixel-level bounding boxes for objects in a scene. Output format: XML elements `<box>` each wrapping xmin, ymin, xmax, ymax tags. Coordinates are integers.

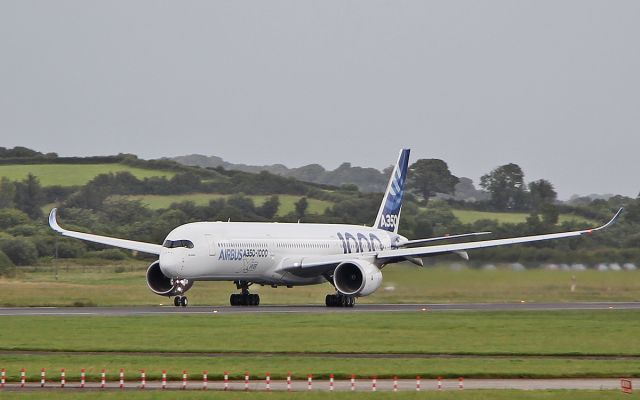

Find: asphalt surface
<box><xmin>0</xmin><ymin>378</ymin><xmax>629</xmax><ymax>391</ymax></box>
<box><xmin>1</xmin><ymin>302</ymin><xmax>639</xmax><ymax>316</ymax></box>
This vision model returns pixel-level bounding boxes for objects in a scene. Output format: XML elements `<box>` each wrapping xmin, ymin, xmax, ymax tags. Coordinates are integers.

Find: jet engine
<box><xmin>146</xmin><ymin>261</ymin><xmax>193</xmax><ymax>296</ymax></box>
<box><xmin>333</xmin><ymin>260</ymin><xmax>382</xmax><ymax>297</ymax></box>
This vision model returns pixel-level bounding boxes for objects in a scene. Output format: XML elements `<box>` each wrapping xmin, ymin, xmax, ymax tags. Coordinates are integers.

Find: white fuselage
<box><xmin>159</xmin><ymin>222</ymin><xmax>401</xmax><ymax>286</ymax></box>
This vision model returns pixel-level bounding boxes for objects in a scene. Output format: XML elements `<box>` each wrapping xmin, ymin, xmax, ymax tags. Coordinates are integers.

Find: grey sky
<box><xmin>1</xmin><ymin>1</ymin><xmax>638</xmax><ymax>199</ymax></box>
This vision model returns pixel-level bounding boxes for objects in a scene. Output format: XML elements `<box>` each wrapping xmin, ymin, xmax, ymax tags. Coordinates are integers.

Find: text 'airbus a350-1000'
<box><xmin>49</xmin><ymin>149</ymin><xmax>622</xmax><ymax>307</ymax></box>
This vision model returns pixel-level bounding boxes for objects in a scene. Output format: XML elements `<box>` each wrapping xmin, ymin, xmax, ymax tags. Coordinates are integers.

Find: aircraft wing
<box><xmin>377</xmin><ymin>208</ymin><xmax>623</xmax><ymax>261</ymax></box>
<box><xmin>278</xmin><ymin>208</ymin><xmax>622</xmax><ymax>274</ymax></box>
<box><xmin>48</xmin><ymin>208</ymin><xmax>163</xmax><ymax>255</ymax></box>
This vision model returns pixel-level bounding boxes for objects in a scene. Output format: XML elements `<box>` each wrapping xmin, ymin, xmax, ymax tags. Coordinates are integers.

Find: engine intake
<box><xmin>333</xmin><ymin>260</ymin><xmax>382</xmax><ymax>297</ymax></box>
<box><xmin>146</xmin><ymin>261</ymin><xmax>193</xmax><ymax>297</ymax></box>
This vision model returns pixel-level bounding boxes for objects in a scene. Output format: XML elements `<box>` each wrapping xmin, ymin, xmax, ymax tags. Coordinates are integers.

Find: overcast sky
<box><xmin>1</xmin><ymin>1</ymin><xmax>638</xmax><ymax>199</ymax></box>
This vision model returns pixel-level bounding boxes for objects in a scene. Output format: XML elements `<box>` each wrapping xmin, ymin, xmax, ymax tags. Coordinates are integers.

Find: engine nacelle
<box><xmin>146</xmin><ymin>261</ymin><xmax>193</xmax><ymax>297</ymax></box>
<box><xmin>333</xmin><ymin>260</ymin><xmax>383</xmax><ymax>297</ymax></box>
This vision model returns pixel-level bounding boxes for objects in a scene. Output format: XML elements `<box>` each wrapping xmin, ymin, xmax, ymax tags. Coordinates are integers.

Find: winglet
<box><xmin>49</xmin><ymin>208</ymin><xmax>64</xmax><ymax>233</ymax></box>
<box><xmin>588</xmin><ymin>207</ymin><xmax>623</xmax><ymax>233</ymax></box>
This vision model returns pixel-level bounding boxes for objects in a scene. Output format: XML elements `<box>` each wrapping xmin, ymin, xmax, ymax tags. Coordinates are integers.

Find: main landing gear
<box><xmin>325</xmin><ymin>293</ymin><xmax>355</xmax><ymax>308</ymax></box>
<box><xmin>230</xmin><ymin>281</ymin><xmax>260</xmax><ymax>306</ymax></box>
<box><xmin>173</xmin><ymin>295</ymin><xmax>188</xmax><ymax>307</ymax></box>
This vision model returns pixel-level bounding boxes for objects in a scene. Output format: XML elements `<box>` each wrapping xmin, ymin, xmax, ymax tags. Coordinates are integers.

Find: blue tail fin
<box><xmin>374</xmin><ymin>149</ymin><xmax>410</xmax><ymax>233</ymax></box>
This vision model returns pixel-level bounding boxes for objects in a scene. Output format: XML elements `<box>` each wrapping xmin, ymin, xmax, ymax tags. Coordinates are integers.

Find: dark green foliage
<box><xmin>408</xmin><ymin>159</ymin><xmax>459</xmax><ymax>204</ymax></box>
<box><xmin>0</xmin><ymin>249</ymin><xmax>15</xmax><ymax>276</ymax></box>
<box><xmin>480</xmin><ymin>163</ymin><xmax>528</xmax><ymax>210</ymax></box>
<box><xmin>0</xmin><ymin>237</ymin><xmax>38</xmax><ymax>266</ymax></box>
<box><xmin>294</xmin><ymin>197</ymin><xmax>308</xmax><ymax>219</ymax></box>
<box><xmin>258</xmin><ymin>195</ymin><xmax>280</xmax><ymax>219</ymax></box>
<box><xmin>14</xmin><ymin>174</ymin><xmax>45</xmax><ymax>219</ymax></box>
<box><xmin>0</xmin><ymin>146</ymin><xmax>45</xmax><ymax>158</ymax></box>
<box><xmin>0</xmin><ymin>177</ymin><xmax>15</xmax><ymax>208</ymax></box>
<box><xmin>529</xmin><ymin>179</ymin><xmax>557</xmax><ymax>211</ymax></box>
<box><xmin>84</xmin><ymin>249</ymin><xmax>128</xmax><ymax>260</ymax></box>
<box><xmin>55</xmin><ymin>240</ymin><xmax>87</xmax><ymax>258</ymax></box>
<box><xmin>0</xmin><ymin>209</ymin><xmax>30</xmax><ymax>229</ymax></box>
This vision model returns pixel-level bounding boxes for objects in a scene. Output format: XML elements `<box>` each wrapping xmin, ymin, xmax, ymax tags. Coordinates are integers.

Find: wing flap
<box><xmin>49</xmin><ymin>208</ymin><xmax>163</xmax><ymax>255</ymax></box>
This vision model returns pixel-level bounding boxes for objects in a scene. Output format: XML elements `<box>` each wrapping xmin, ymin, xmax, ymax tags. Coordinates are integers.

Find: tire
<box><xmin>174</xmin><ymin>296</ymin><xmax>181</xmax><ymax>307</ymax></box>
<box><xmin>255</xmin><ymin>294</ymin><xmax>260</xmax><ymax>306</ymax></box>
<box><xmin>230</xmin><ymin>294</ymin><xmax>237</xmax><ymax>306</ymax></box>
<box><xmin>180</xmin><ymin>296</ymin><xmax>188</xmax><ymax>307</ymax></box>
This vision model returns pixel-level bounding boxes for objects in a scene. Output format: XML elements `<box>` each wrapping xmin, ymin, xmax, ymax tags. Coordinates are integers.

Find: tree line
<box><xmin>0</xmin><ymin>147</ymin><xmax>638</xmax><ymax>271</ymax></box>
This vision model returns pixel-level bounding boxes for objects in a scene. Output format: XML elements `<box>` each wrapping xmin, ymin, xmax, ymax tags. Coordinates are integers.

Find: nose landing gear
<box><xmin>230</xmin><ymin>281</ymin><xmax>260</xmax><ymax>306</ymax></box>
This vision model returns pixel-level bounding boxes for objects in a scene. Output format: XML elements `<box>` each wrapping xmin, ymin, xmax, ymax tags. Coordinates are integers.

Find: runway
<box><xmin>1</xmin><ymin>301</ymin><xmax>639</xmax><ymax>316</ymax></box>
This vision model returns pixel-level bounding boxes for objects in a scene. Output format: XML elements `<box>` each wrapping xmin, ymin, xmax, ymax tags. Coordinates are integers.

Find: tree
<box><xmin>294</xmin><ymin>197</ymin><xmax>308</xmax><ymax>219</ymax></box>
<box><xmin>529</xmin><ymin>179</ymin><xmax>557</xmax><ymax>212</ymax></box>
<box><xmin>0</xmin><ymin>177</ymin><xmax>15</xmax><ymax>209</ymax></box>
<box><xmin>480</xmin><ymin>163</ymin><xmax>527</xmax><ymax>210</ymax></box>
<box><xmin>14</xmin><ymin>174</ymin><xmax>45</xmax><ymax>219</ymax></box>
<box><xmin>258</xmin><ymin>195</ymin><xmax>280</xmax><ymax>219</ymax></box>
<box><xmin>408</xmin><ymin>159</ymin><xmax>459</xmax><ymax>204</ymax></box>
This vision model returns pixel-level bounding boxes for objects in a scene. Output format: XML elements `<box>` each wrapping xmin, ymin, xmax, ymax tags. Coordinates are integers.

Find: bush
<box><xmin>56</xmin><ymin>240</ymin><xmax>86</xmax><ymax>258</ymax></box>
<box><xmin>0</xmin><ymin>238</ymin><xmax>38</xmax><ymax>266</ymax></box>
<box><xmin>84</xmin><ymin>249</ymin><xmax>128</xmax><ymax>261</ymax></box>
<box><xmin>0</xmin><ymin>209</ymin><xmax>30</xmax><ymax>230</ymax></box>
<box><xmin>0</xmin><ymin>249</ymin><xmax>15</xmax><ymax>276</ymax></box>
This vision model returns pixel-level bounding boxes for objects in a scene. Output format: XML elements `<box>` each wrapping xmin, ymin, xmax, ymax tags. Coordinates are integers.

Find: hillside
<box><xmin>0</xmin><ymin>163</ymin><xmax>175</xmax><ymax>187</ymax></box>
<box><xmin>172</xmin><ymin>154</ymin><xmax>390</xmax><ymax>193</ymax></box>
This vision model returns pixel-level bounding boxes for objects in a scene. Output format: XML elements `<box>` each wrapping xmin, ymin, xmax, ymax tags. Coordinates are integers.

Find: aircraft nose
<box><xmin>159</xmin><ymin>251</ymin><xmax>180</xmax><ymax>277</ymax></box>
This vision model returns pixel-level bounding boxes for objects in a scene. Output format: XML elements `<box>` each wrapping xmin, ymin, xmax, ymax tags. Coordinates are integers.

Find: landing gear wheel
<box><xmin>325</xmin><ymin>294</ymin><xmax>355</xmax><ymax>308</ymax></box>
<box><xmin>230</xmin><ymin>281</ymin><xmax>260</xmax><ymax>306</ymax></box>
<box><xmin>180</xmin><ymin>296</ymin><xmax>188</xmax><ymax>307</ymax></box>
<box><xmin>174</xmin><ymin>296</ymin><xmax>181</xmax><ymax>307</ymax></box>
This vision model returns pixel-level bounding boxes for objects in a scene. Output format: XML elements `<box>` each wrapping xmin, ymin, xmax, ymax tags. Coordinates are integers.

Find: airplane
<box><xmin>48</xmin><ymin>149</ymin><xmax>622</xmax><ymax>307</ymax></box>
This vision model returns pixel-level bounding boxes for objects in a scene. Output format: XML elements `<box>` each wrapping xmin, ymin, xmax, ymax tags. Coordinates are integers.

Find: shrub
<box><xmin>84</xmin><ymin>249</ymin><xmax>128</xmax><ymax>261</ymax></box>
<box><xmin>0</xmin><ymin>209</ymin><xmax>30</xmax><ymax>230</ymax></box>
<box><xmin>0</xmin><ymin>249</ymin><xmax>15</xmax><ymax>276</ymax></box>
<box><xmin>56</xmin><ymin>240</ymin><xmax>86</xmax><ymax>258</ymax></box>
<box><xmin>0</xmin><ymin>238</ymin><xmax>38</xmax><ymax>266</ymax></box>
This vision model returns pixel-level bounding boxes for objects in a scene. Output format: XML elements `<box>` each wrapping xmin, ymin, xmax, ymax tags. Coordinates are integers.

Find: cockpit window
<box><xmin>163</xmin><ymin>240</ymin><xmax>194</xmax><ymax>249</ymax></box>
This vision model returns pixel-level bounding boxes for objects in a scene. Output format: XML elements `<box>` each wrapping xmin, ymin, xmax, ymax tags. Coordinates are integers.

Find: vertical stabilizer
<box><xmin>374</xmin><ymin>149</ymin><xmax>410</xmax><ymax>233</ymax></box>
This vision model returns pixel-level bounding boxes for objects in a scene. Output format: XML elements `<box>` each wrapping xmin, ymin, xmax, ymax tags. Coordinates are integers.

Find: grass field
<box><xmin>0</xmin><ymin>164</ymin><xmax>175</xmax><ymax>187</ymax></box>
<box><xmin>1</xmin><ymin>391</ymin><xmax>637</xmax><ymax>400</ymax></box>
<box><xmin>112</xmin><ymin>194</ymin><xmax>334</xmax><ymax>216</ymax></box>
<box><xmin>1</xmin><ymin>353</ymin><xmax>640</xmax><ymax>381</ymax></box>
<box><xmin>0</xmin><ymin>310</ymin><xmax>639</xmax><ymax>382</ymax></box>
<box><xmin>1</xmin><ymin>311</ymin><xmax>639</xmax><ymax>356</ymax></box>
<box><xmin>452</xmin><ymin>209</ymin><xmax>596</xmax><ymax>225</ymax></box>
<box><xmin>1</xmin><ymin>264</ymin><xmax>638</xmax><ymax>307</ymax></box>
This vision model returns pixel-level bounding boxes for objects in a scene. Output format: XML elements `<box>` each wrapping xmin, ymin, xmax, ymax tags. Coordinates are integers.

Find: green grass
<box><xmin>1</xmin><ymin>391</ymin><xmax>637</xmax><ymax>400</ymax></box>
<box><xmin>1</xmin><ymin>311</ymin><xmax>639</xmax><ymax>356</ymax></box>
<box><xmin>0</xmin><ymin>164</ymin><xmax>175</xmax><ymax>187</ymax></box>
<box><xmin>1</xmin><ymin>353</ymin><xmax>639</xmax><ymax>381</ymax></box>
<box><xmin>111</xmin><ymin>194</ymin><xmax>334</xmax><ymax>215</ymax></box>
<box><xmin>452</xmin><ymin>209</ymin><xmax>596</xmax><ymax>225</ymax></box>
<box><xmin>2</xmin><ymin>264</ymin><xmax>639</xmax><ymax>307</ymax></box>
